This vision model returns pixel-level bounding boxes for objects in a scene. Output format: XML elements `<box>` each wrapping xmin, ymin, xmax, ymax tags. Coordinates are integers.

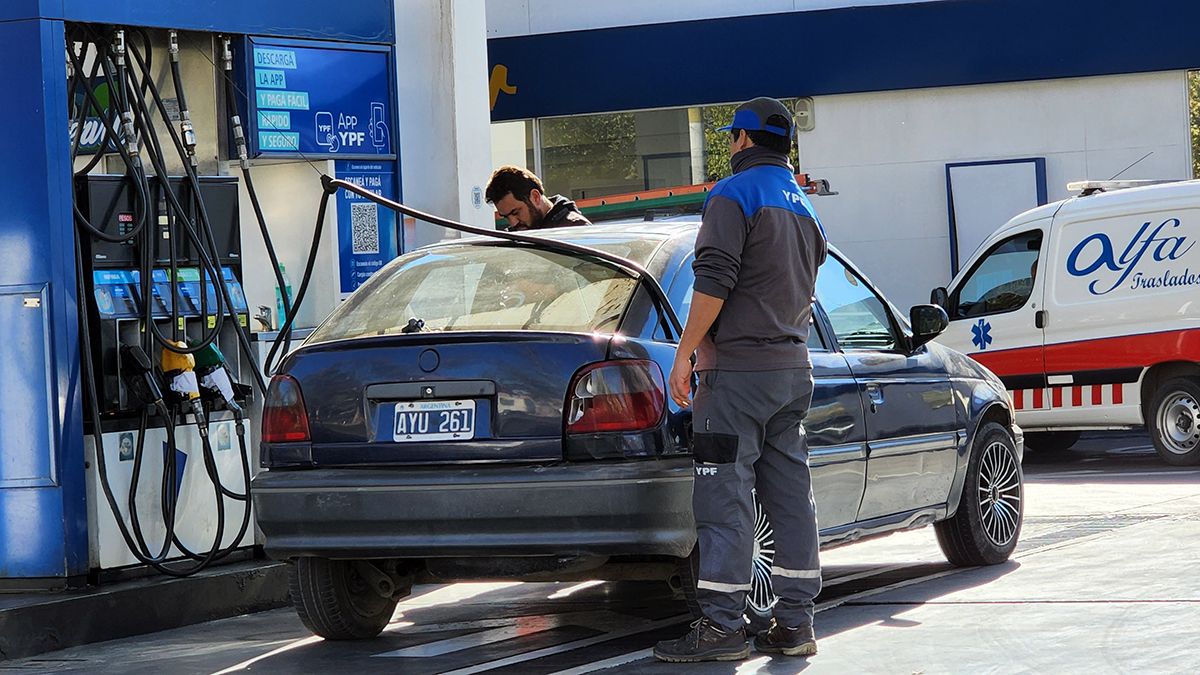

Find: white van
<box><xmin>934</xmin><ymin>180</ymin><xmax>1200</xmax><ymax>465</ymax></box>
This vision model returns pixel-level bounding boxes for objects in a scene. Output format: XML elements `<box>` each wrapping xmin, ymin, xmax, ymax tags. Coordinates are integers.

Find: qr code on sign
<box><xmin>350</xmin><ymin>202</ymin><xmax>380</xmax><ymax>255</ymax></box>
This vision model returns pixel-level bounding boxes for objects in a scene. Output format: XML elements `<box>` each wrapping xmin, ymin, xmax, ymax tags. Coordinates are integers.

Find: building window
<box><xmin>492</xmin><ymin>100</ymin><xmax>803</xmax><ymax>201</ymax></box>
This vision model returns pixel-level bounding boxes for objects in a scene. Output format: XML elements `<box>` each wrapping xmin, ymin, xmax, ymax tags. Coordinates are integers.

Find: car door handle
<box><xmin>865</xmin><ymin>384</ymin><xmax>884</xmax><ymax>412</ymax></box>
<box><xmin>1035</xmin><ymin>310</ymin><xmax>1047</xmax><ymax>329</ymax></box>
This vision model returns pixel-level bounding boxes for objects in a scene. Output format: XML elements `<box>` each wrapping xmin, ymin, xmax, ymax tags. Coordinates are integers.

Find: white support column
<box><xmin>394</xmin><ymin>0</ymin><xmax>496</xmax><ymax>250</ymax></box>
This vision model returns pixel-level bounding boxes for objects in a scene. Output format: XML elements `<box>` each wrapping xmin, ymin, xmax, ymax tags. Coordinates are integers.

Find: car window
<box><xmin>667</xmin><ymin>258</ymin><xmax>695</xmax><ymax>327</ymax></box>
<box><xmin>952</xmin><ymin>230</ymin><xmax>1042</xmax><ymax>319</ymax></box>
<box><xmin>309</xmin><ymin>245</ymin><xmax>639</xmax><ymax>343</ymax></box>
<box><xmin>659</xmin><ymin>252</ymin><xmax>828</xmax><ymax>349</ymax></box>
<box><xmin>815</xmin><ymin>254</ymin><xmax>899</xmax><ymax>351</ymax></box>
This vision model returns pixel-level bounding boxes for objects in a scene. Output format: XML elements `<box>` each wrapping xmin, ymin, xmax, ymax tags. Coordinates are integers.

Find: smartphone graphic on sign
<box><xmin>315</xmin><ymin>111</ymin><xmax>340</xmax><ymax>152</ymax></box>
<box><xmin>369</xmin><ymin>103</ymin><xmax>389</xmax><ymax>151</ymax></box>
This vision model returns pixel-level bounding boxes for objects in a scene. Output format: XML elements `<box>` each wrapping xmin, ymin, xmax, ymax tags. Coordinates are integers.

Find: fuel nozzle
<box><xmin>121</xmin><ymin>345</ymin><xmax>170</xmax><ymax>418</ymax></box>
<box><xmin>193</xmin><ymin>342</ymin><xmax>243</xmax><ymax>414</ymax></box>
<box><xmin>162</xmin><ymin>341</ymin><xmax>207</xmax><ymax>432</ymax></box>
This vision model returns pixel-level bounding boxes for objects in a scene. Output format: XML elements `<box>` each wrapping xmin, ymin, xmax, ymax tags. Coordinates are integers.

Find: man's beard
<box><xmin>523</xmin><ymin>198</ymin><xmax>545</xmax><ymax>229</ymax></box>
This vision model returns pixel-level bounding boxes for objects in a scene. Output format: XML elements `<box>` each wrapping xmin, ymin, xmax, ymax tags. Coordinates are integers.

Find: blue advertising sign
<box><xmin>335</xmin><ymin>161</ymin><xmax>400</xmax><ymax>296</ymax></box>
<box><xmin>243</xmin><ymin>37</ymin><xmax>395</xmax><ymax>159</ymax></box>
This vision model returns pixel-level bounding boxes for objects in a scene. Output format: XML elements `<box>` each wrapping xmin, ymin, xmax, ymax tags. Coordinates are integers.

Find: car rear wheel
<box><xmin>288</xmin><ymin>557</ymin><xmax>403</xmax><ymax>639</ymax></box>
<box><xmin>935</xmin><ymin>422</ymin><xmax>1023</xmax><ymax>566</ymax></box>
<box><xmin>676</xmin><ymin>490</ymin><xmax>776</xmax><ymax>633</ymax></box>
<box><xmin>1147</xmin><ymin>377</ymin><xmax>1200</xmax><ymax>466</ymax></box>
<box><xmin>1023</xmin><ymin>430</ymin><xmax>1081</xmax><ymax>454</ymax></box>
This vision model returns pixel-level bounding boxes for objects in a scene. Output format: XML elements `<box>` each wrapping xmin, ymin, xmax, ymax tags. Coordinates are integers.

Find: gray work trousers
<box><xmin>691</xmin><ymin>368</ymin><xmax>822</xmax><ymax>631</ymax></box>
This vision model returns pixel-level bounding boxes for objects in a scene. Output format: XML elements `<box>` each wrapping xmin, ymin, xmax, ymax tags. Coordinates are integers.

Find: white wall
<box><xmin>486</xmin><ymin>0</ymin><xmax>947</xmax><ymax>37</ymax></box>
<box><xmin>798</xmin><ymin>72</ymin><xmax>1192</xmax><ymax>309</ymax></box>
<box><xmin>234</xmin><ymin>160</ymin><xmax>340</xmax><ymax>331</ymax></box>
<box><xmin>490</xmin><ymin>120</ymin><xmax>529</xmax><ymax>170</ymax></box>
<box><xmin>396</xmin><ymin>0</ymin><xmax>496</xmax><ymax>249</ymax></box>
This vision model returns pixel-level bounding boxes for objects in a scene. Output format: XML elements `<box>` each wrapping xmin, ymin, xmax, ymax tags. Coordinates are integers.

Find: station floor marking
<box><xmin>434</xmin><ymin>614</ymin><xmax>691</xmax><ymax>675</ymax></box>
<box><xmin>547</xmin><ymin>564</ymin><xmax>969</xmax><ymax>674</ymax></box>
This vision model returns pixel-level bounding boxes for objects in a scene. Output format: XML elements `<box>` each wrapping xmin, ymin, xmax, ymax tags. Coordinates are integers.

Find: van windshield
<box><xmin>309</xmin><ymin>242</ymin><xmax>657</xmax><ymax>343</ymax></box>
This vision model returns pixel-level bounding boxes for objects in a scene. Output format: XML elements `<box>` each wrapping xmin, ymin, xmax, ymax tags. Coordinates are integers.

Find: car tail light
<box><xmin>263</xmin><ymin>374</ymin><xmax>310</xmax><ymax>443</ymax></box>
<box><xmin>566</xmin><ymin>360</ymin><xmax>665</xmax><ymax>434</ymax></box>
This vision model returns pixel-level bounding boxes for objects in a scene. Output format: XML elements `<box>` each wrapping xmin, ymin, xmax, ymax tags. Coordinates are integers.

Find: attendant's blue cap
<box><xmin>718</xmin><ymin>97</ymin><xmax>794</xmax><ymax>137</ymax></box>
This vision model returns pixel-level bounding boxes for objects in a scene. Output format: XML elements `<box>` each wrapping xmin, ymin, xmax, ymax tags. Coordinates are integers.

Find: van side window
<box><xmin>815</xmin><ymin>254</ymin><xmax>899</xmax><ymax>351</ymax></box>
<box><xmin>952</xmin><ymin>230</ymin><xmax>1043</xmax><ymax>319</ymax></box>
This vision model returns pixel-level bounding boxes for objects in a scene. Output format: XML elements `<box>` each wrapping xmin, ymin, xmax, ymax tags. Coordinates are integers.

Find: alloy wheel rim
<box><xmin>1157</xmin><ymin>393</ymin><xmax>1200</xmax><ymax>454</ymax></box>
<box><xmin>977</xmin><ymin>441</ymin><xmax>1022</xmax><ymax>546</ymax></box>
<box><xmin>748</xmin><ymin>490</ymin><xmax>778</xmax><ymax>614</ymax></box>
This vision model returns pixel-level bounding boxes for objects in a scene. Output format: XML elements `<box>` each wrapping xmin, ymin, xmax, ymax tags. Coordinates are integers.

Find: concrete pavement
<box><xmin>4</xmin><ymin>433</ymin><xmax>1200</xmax><ymax>674</ymax></box>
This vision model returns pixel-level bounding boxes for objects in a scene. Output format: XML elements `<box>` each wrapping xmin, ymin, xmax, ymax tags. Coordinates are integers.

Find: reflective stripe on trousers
<box><xmin>691</xmin><ymin>368</ymin><xmax>823</xmax><ymax>631</ymax></box>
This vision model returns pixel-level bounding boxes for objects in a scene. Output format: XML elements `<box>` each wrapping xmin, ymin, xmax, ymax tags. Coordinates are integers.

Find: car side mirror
<box><xmin>909</xmin><ymin>304</ymin><xmax>949</xmax><ymax>352</ymax></box>
<box><xmin>930</xmin><ymin>286</ymin><xmax>948</xmax><ymax>308</ymax></box>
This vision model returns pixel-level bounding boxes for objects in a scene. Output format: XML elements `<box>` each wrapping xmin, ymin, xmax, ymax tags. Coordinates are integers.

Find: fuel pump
<box><xmin>70</xmin><ymin>25</ymin><xmax>261</xmax><ymax>577</ymax></box>
<box><xmin>68</xmin><ymin>20</ymin><xmax>402</xmax><ymax>578</ymax></box>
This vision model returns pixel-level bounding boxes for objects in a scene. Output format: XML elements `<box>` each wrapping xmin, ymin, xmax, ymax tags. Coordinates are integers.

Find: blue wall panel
<box><xmin>0</xmin><ymin>18</ymin><xmax>87</xmax><ymax>579</ymax></box>
<box><xmin>1</xmin><ymin>0</ymin><xmax>394</xmax><ymax>43</ymax></box>
<box><xmin>488</xmin><ymin>0</ymin><xmax>1200</xmax><ymax>121</ymax></box>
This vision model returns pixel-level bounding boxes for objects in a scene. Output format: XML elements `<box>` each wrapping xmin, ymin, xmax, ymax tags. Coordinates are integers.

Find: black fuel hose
<box><xmin>264</xmin><ymin>185</ymin><xmax>333</xmax><ymax>374</ymax></box>
<box><xmin>70</xmin><ymin>28</ymin><xmax>254</xmax><ymax>577</ymax></box>
<box><xmin>266</xmin><ymin>177</ymin><xmax>685</xmax><ymax>374</ymax></box>
<box><xmin>324</xmin><ymin>177</ymin><xmax>684</xmax><ymax>338</ymax></box>
<box><xmin>128</xmin><ymin>37</ymin><xmax>267</xmax><ymax>393</ymax></box>
<box><xmin>66</xmin><ymin>40</ymin><xmax>151</xmax><ymax>245</ymax></box>
<box><xmin>223</xmin><ymin>71</ymin><xmax>293</xmax><ymax>362</ymax></box>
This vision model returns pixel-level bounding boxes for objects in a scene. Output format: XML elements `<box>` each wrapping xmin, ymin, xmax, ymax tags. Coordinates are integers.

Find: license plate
<box><xmin>393</xmin><ymin>400</ymin><xmax>476</xmax><ymax>442</ymax></box>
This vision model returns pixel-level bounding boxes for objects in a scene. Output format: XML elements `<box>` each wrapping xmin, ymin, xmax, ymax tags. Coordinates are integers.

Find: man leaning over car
<box><xmin>485</xmin><ymin>165</ymin><xmax>591</xmax><ymax>232</ymax></box>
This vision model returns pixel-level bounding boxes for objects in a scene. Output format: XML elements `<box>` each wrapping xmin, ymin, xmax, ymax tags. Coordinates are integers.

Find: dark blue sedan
<box><xmin>252</xmin><ymin>220</ymin><xmax>1024</xmax><ymax>640</ymax></box>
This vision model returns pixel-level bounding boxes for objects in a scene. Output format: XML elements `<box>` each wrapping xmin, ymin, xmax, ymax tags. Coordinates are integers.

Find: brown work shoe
<box><xmin>754</xmin><ymin>619</ymin><xmax>817</xmax><ymax>656</ymax></box>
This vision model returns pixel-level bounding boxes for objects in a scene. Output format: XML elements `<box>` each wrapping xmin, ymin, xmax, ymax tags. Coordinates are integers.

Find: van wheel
<box><xmin>675</xmin><ymin>490</ymin><xmax>776</xmax><ymax>633</ymax></box>
<box><xmin>288</xmin><ymin>558</ymin><xmax>402</xmax><ymax>639</ymax></box>
<box><xmin>935</xmin><ymin>422</ymin><xmax>1023</xmax><ymax>566</ymax></box>
<box><xmin>1148</xmin><ymin>377</ymin><xmax>1200</xmax><ymax>466</ymax></box>
<box><xmin>1023</xmin><ymin>431</ymin><xmax>1081</xmax><ymax>454</ymax></box>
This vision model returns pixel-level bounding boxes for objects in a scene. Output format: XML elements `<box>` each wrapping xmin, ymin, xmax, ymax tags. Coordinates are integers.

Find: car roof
<box><xmin>438</xmin><ymin>216</ymin><xmax>852</xmax><ymax>275</ymax></box>
<box><xmin>437</xmin><ymin>219</ymin><xmax>700</xmax><ymax>269</ymax></box>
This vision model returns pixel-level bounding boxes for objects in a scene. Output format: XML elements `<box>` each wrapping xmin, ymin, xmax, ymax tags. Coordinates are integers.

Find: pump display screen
<box><xmin>240</xmin><ymin>37</ymin><xmax>395</xmax><ymax>159</ymax></box>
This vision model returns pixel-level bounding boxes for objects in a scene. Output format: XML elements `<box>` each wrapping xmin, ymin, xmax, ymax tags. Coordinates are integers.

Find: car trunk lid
<box><xmin>281</xmin><ymin>332</ymin><xmax>612</xmax><ymax>464</ymax></box>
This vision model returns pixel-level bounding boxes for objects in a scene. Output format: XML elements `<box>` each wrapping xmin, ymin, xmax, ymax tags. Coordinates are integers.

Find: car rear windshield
<box><xmin>309</xmin><ymin>241</ymin><xmax>659</xmax><ymax>343</ymax></box>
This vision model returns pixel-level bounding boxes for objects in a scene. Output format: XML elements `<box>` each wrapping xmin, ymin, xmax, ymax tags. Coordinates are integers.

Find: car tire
<box><xmin>675</xmin><ymin>490</ymin><xmax>776</xmax><ymax>634</ymax></box>
<box><xmin>1147</xmin><ymin>377</ymin><xmax>1200</xmax><ymax>466</ymax></box>
<box><xmin>288</xmin><ymin>557</ymin><xmax>401</xmax><ymax>640</ymax></box>
<box><xmin>935</xmin><ymin>422</ymin><xmax>1023</xmax><ymax>566</ymax></box>
<box><xmin>1023</xmin><ymin>430</ymin><xmax>1081</xmax><ymax>454</ymax></box>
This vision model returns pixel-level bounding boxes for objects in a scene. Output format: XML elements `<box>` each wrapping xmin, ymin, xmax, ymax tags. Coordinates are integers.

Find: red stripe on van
<box><xmin>1092</xmin><ymin>386</ymin><xmax>1102</xmax><ymax>406</ymax></box>
<box><xmin>1052</xmin><ymin>387</ymin><xmax>1063</xmax><ymax>408</ymax></box>
<box><xmin>1113</xmin><ymin>384</ymin><xmax>1124</xmax><ymax>405</ymax></box>
<box><xmin>1013</xmin><ymin>390</ymin><xmax>1024</xmax><ymax>410</ymax></box>
<box><xmin>970</xmin><ymin>329</ymin><xmax>1200</xmax><ymax>386</ymax></box>
<box><xmin>1033</xmin><ymin>389</ymin><xmax>1044</xmax><ymax>409</ymax></box>
<box><xmin>971</xmin><ymin>346</ymin><xmax>1043</xmax><ymax>380</ymax></box>
<box><xmin>1072</xmin><ymin>386</ymin><xmax>1082</xmax><ymax>407</ymax></box>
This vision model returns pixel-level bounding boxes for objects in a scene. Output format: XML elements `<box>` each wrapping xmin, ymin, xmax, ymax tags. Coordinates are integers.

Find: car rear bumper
<box><xmin>251</xmin><ymin>458</ymin><xmax>696</xmax><ymax>560</ymax></box>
